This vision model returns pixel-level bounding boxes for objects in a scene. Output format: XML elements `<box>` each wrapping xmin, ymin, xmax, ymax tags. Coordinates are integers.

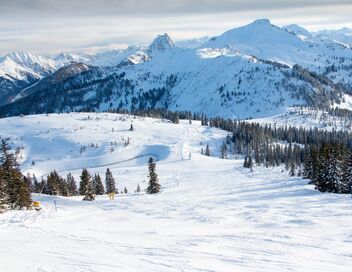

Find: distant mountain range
<box><xmin>1</xmin><ymin>19</ymin><xmax>352</xmax><ymax>119</ymax></box>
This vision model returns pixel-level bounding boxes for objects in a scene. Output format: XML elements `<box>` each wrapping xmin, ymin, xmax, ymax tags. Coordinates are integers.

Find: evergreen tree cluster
<box><xmin>0</xmin><ymin>139</ymin><xmax>32</xmax><ymax>213</ymax></box>
<box><xmin>303</xmin><ymin>143</ymin><xmax>352</xmax><ymax>193</ymax></box>
<box><xmin>207</xmin><ymin>118</ymin><xmax>352</xmax><ymax>171</ymax></box>
<box><xmin>31</xmin><ymin>171</ymin><xmax>79</xmax><ymax>196</ymax></box>
<box><xmin>33</xmin><ymin>168</ymin><xmax>117</xmax><ymax>201</ymax></box>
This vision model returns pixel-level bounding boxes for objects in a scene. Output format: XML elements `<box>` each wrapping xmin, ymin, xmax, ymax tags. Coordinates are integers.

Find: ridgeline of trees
<box><xmin>111</xmin><ymin>108</ymin><xmax>352</xmax><ymax>194</ymax></box>
<box><xmin>207</xmin><ymin>117</ymin><xmax>352</xmax><ymax>194</ymax></box>
<box><xmin>30</xmin><ymin>157</ymin><xmax>160</xmax><ymax>201</ymax></box>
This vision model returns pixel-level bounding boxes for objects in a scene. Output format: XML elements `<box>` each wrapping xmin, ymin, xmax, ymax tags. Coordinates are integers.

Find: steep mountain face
<box><xmin>0</xmin><ymin>52</ymin><xmax>57</xmax><ymax>78</ymax></box>
<box><xmin>147</xmin><ymin>33</ymin><xmax>174</xmax><ymax>55</ymax></box>
<box><xmin>0</xmin><ymin>19</ymin><xmax>351</xmax><ymax>118</ymax></box>
<box><xmin>0</xmin><ymin>76</ymin><xmax>37</xmax><ymax>106</ymax></box>
<box><xmin>0</xmin><ymin>52</ymin><xmax>59</xmax><ymax>105</ymax></box>
<box><xmin>12</xmin><ymin>63</ymin><xmax>92</xmax><ymax>101</ymax></box>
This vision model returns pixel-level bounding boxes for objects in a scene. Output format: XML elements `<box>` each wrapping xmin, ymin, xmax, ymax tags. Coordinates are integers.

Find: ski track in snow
<box><xmin>0</xmin><ymin>113</ymin><xmax>352</xmax><ymax>272</ymax></box>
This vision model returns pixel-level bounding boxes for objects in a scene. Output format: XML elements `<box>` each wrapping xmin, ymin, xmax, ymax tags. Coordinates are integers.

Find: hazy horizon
<box><xmin>0</xmin><ymin>0</ymin><xmax>351</xmax><ymax>55</ymax></box>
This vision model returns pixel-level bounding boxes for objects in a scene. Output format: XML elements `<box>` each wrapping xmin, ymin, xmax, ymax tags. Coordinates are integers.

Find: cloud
<box><xmin>0</xmin><ymin>0</ymin><xmax>351</xmax><ymax>55</ymax></box>
<box><xmin>2</xmin><ymin>0</ymin><xmax>351</xmax><ymax>16</ymax></box>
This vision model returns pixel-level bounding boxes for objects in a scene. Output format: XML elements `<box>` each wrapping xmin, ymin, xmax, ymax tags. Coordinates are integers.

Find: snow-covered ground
<box><xmin>0</xmin><ymin>113</ymin><xmax>352</xmax><ymax>272</ymax></box>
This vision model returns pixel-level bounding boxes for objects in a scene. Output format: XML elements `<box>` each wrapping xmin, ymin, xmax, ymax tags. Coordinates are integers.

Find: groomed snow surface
<box><xmin>0</xmin><ymin>113</ymin><xmax>351</xmax><ymax>272</ymax></box>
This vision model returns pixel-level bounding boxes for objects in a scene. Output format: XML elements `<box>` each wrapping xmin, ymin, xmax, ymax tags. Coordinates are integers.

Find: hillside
<box><xmin>0</xmin><ymin>113</ymin><xmax>351</xmax><ymax>271</ymax></box>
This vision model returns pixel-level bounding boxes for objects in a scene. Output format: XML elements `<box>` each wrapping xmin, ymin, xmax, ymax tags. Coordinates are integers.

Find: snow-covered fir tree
<box><xmin>205</xmin><ymin>144</ymin><xmax>210</xmax><ymax>156</ymax></box>
<box><xmin>0</xmin><ymin>139</ymin><xmax>32</xmax><ymax>210</ymax></box>
<box><xmin>135</xmin><ymin>183</ymin><xmax>141</xmax><ymax>193</ymax></box>
<box><xmin>67</xmin><ymin>173</ymin><xmax>78</xmax><ymax>196</ymax></box>
<box><xmin>47</xmin><ymin>171</ymin><xmax>62</xmax><ymax>195</ymax></box>
<box><xmin>105</xmin><ymin>168</ymin><xmax>116</xmax><ymax>194</ymax></box>
<box><xmin>0</xmin><ymin>166</ymin><xmax>9</xmax><ymax>212</ymax></box>
<box><xmin>340</xmin><ymin>151</ymin><xmax>352</xmax><ymax>193</ymax></box>
<box><xmin>93</xmin><ymin>174</ymin><xmax>105</xmax><ymax>195</ymax></box>
<box><xmin>80</xmin><ymin>169</ymin><xmax>95</xmax><ymax>201</ymax></box>
<box><xmin>146</xmin><ymin>157</ymin><xmax>160</xmax><ymax>194</ymax></box>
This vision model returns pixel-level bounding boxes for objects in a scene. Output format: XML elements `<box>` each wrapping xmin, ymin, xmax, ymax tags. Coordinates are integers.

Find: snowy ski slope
<box><xmin>0</xmin><ymin>113</ymin><xmax>351</xmax><ymax>272</ymax></box>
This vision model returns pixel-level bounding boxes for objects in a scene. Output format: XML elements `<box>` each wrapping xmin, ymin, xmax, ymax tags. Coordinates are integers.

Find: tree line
<box><xmin>108</xmin><ymin>108</ymin><xmax>352</xmax><ymax>194</ymax></box>
<box><xmin>0</xmin><ymin>136</ymin><xmax>160</xmax><ymax>213</ymax></box>
<box><xmin>32</xmin><ymin>157</ymin><xmax>160</xmax><ymax>201</ymax></box>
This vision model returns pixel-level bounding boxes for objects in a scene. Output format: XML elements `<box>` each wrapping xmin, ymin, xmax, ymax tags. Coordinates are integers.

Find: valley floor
<box><xmin>0</xmin><ymin>113</ymin><xmax>351</xmax><ymax>272</ymax></box>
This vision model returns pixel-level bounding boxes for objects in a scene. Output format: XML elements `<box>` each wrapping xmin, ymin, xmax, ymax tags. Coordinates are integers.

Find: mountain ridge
<box><xmin>1</xmin><ymin>19</ymin><xmax>352</xmax><ymax>118</ymax></box>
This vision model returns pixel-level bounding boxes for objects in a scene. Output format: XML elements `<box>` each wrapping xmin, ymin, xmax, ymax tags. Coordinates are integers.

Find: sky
<box><xmin>0</xmin><ymin>0</ymin><xmax>352</xmax><ymax>56</ymax></box>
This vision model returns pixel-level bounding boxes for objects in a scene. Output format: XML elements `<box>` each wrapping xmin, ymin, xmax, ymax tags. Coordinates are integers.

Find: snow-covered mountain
<box><xmin>1</xmin><ymin>19</ymin><xmax>352</xmax><ymax>119</ymax></box>
<box><xmin>175</xmin><ymin>36</ymin><xmax>210</xmax><ymax>49</ymax></box>
<box><xmin>147</xmin><ymin>33</ymin><xmax>174</xmax><ymax>55</ymax></box>
<box><xmin>54</xmin><ymin>52</ymin><xmax>94</xmax><ymax>67</ymax></box>
<box><xmin>282</xmin><ymin>24</ymin><xmax>313</xmax><ymax>40</ymax></box>
<box><xmin>0</xmin><ymin>52</ymin><xmax>57</xmax><ymax>79</ymax></box>
<box><xmin>0</xmin><ymin>52</ymin><xmax>60</xmax><ymax>105</ymax></box>
<box><xmin>315</xmin><ymin>28</ymin><xmax>352</xmax><ymax>47</ymax></box>
<box><xmin>203</xmin><ymin>19</ymin><xmax>352</xmax><ymax>72</ymax></box>
<box><xmin>12</xmin><ymin>63</ymin><xmax>93</xmax><ymax>101</ymax></box>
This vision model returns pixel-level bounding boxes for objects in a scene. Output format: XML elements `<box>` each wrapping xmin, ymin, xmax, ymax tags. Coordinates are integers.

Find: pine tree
<box><xmin>41</xmin><ymin>178</ymin><xmax>50</xmax><ymax>195</ymax></box>
<box><xmin>67</xmin><ymin>173</ymin><xmax>78</xmax><ymax>196</ymax></box>
<box><xmin>135</xmin><ymin>183</ymin><xmax>141</xmax><ymax>193</ymax></box>
<box><xmin>325</xmin><ymin>147</ymin><xmax>343</xmax><ymax>193</ymax></box>
<box><xmin>32</xmin><ymin>174</ymin><xmax>42</xmax><ymax>193</ymax></box>
<box><xmin>1</xmin><ymin>139</ymin><xmax>16</xmax><ymax>205</ymax></box>
<box><xmin>80</xmin><ymin>169</ymin><xmax>95</xmax><ymax>201</ymax></box>
<box><xmin>93</xmin><ymin>174</ymin><xmax>105</xmax><ymax>195</ymax></box>
<box><xmin>24</xmin><ymin>173</ymin><xmax>32</xmax><ymax>192</ymax></box>
<box><xmin>248</xmin><ymin>155</ymin><xmax>253</xmax><ymax>172</ymax></box>
<box><xmin>105</xmin><ymin>168</ymin><xmax>116</xmax><ymax>194</ymax></box>
<box><xmin>91</xmin><ymin>174</ymin><xmax>97</xmax><ymax>195</ymax></box>
<box><xmin>16</xmin><ymin>174</ymin><xmax>32</xmax><ymax>208</ymax></box>
<box><xmin>0</xmin><ymin>167</ymin><xmax>9</xmax><ymax>212</ymax></box>
<box><xmin>146</xmin><ymin>157</ymin><xmax>160</xmax><ymax>194</ymax></box>
<box><xmin>129</xmin><ymin>124</ymin><xmax>134</xmax><ymax>131</ymax></box>
<box><xmin>221</xmin><ymin>141</ymin><xmax>227</xmax><ymax>159</ymax></box>
<box><xmin>340</xmin><ymin>151</ymin><xmax>352</xmax><ymax>194</ymax></box>
<box><xmin>289</xmin><ymin>160</ymin><xmax>296</xmax><ymax>176</ymax></box>
<box><xmin>0</xmin><ymin>139</ymin><xmax>31</xmax><ymax>210</ymax></box>
<box><xmin>59</xmin><ymin>178</ymin><xmax>69</xmax><ymax>196</ymax></box>
<box><xmin>124</xmin><ymin>186</ymin><xmax>128</xmax><ymax>194</ymax></box>
<box><xmin>303</xmin><ymin>146</ymin><xmax>318</xmax><ymax>179</ymax></box>
<box><xmin>79</xmin><ymin>169</ymin><xmax>89</xmax><ymax>195</ymax></box>
<box><xmin>47</xmin><ymin>171</ymin><xmax>61</xmax><ymax>195</ymax></box>
<box><xmin>243</xmin><ymin>156</ymin><xmax>249</xmax><ymax>168</ymax></box>
<box><xmin>314</xmin><ymin>144</ymin><xmax>329</xmax><ymax>192</ymax></box>
<box><xmin>205</xmin><ymin>145</ymin><xmax>210</xmax><ymax>156</ymax></box>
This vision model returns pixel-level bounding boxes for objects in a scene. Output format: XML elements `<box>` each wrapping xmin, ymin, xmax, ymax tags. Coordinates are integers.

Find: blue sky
<box><xmin>0</xmin><ymin>0</ymin><xmax>351</xmax><ymax>55</ymax></box>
